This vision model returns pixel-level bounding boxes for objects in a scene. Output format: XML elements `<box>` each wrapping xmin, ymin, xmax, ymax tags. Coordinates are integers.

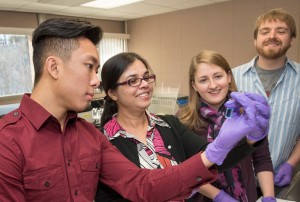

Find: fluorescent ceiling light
<box><xmin>82</xmin><ymin>0</ymin><xmax>143</xmax><ymax>9</ymax></box>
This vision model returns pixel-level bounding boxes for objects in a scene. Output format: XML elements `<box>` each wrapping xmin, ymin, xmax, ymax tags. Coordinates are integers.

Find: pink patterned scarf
<box><xmin>200</xmin><ymin>101</ymin><xmax>248</xmax><ymax>202</ymax></box>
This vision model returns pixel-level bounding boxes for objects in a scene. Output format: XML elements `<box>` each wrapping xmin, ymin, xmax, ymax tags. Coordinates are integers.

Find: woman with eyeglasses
<box><xmin>94</xmin><ymin>52</ymin><xmax>270</xmax><ymax>201</ymax></box>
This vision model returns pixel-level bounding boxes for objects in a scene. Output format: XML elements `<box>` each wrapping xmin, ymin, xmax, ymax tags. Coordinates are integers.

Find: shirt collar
<box><xmin>104</xmin><ymin>111</ymin><xmax>171</xmax><ymax>139</ymax></box>
<box><xmin>241</xmin><ymin>56</ymin><xmax>298</xmax><ymax>75</ymax></box>
<box><xmin>145</xmin><ymin>110</ymin><xmax>171</xmax><ymax>128</ymax></box>
<box><xmin>286</xmin><ymin>58</ymin><xmax>299</xmax><ymax>74</ymax></box>
<box><xmin>110</xmin><ymin>111</ymin><xmax>170</xmax><ymax>128</ymax></box>
<box><xmin>20</xmin><ymin>94</ymin><xmax>77</xmax><ymax>130</ymax></box>
<box><xmin>240</xmin><ymin>56</ymin><xmax>258</xmax><ymax>75</ymax></box>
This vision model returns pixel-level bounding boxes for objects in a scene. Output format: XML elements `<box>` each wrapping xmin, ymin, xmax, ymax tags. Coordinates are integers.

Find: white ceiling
<box><xmin>0</xmin><ymin>0</ymin><xmax>230</xmax><ymax>21</ymax></box>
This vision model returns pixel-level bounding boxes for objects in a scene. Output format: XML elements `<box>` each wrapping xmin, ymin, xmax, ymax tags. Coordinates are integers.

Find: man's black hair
<box><xmin>32</xmin><ymin>18</ymin><xmax>102</xmax><ymax>86</ymax></box>
<box><xmin>32</xmin><ymin>18</ymin><xmax>102</xmax><ymax>46</ymax></box>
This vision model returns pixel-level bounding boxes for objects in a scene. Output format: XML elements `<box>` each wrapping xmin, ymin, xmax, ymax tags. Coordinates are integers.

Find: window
<box><xmin>98</xmin><ymin>33</ymin><xmax>129</xmax><ymax>74</ymax></box>
<box><xmin>0</xmin><ymin>34</ymin><xmax>33</xmax><ymax>96</ymax></box>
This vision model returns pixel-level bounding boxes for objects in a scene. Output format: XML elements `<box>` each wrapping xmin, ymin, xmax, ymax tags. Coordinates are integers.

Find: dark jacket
<box><xmin>95</xmin><ymin>115</ymin><xmax>259</xmax><ymax>202</ymax></box>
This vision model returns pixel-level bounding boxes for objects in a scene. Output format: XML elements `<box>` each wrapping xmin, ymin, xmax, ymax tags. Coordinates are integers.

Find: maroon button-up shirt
<box><xmin>0</xmin><ymin>94</ymin><xmax>217</xmax><ymax>202</ymax></box>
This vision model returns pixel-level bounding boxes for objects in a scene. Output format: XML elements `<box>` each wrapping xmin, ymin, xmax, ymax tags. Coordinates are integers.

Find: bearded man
<box><xmin>232</xmin><ymin>8</ymin><xmax>300</xmax><ymax>197</ymax></box>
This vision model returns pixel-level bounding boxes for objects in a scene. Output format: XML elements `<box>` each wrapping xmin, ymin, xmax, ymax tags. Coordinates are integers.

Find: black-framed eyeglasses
<box><xmin>116</xmin><ymin>74</ymin><xmax>156</xmax><ymax>87</ymax></box>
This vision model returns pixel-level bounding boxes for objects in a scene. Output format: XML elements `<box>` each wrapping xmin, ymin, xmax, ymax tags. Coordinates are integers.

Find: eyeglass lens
<box><xmin>129</xmin><ymin>75</ymin><xmax>155</xmax><ymax>86</ymax></box>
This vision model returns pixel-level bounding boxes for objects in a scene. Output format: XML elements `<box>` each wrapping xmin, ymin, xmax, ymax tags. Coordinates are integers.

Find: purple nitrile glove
<box><xmin>261</xmin><ymin>196</ymin><xmax>276</xmax><ymax>202</ymax></box>
<box><xmin>205</xmin><ymin>92</ymin><xmax>270</xmax><ymax>165</ymax></box>
<box><xmin>244</xmin><ymin>92</ymin><xmax>270</xmax><ymax>141</ymax></box>
<box><xmin>213</xmin><ymin>190</ymin><xmax>238</xmax><ymax>202</ymax></box>
<box><xmin>274</xmin><ymin>162</ymin><xmax>294</xmax><ymax>186</ymax></box>
<box><xmin>225</xmin><ymin>92</ymin><xmax>270</xmax><ymax>142</ymax></box>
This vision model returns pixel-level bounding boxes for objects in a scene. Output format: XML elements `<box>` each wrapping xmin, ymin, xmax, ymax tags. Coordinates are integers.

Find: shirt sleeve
<box><xmin>98</xmin><ymin>134</ymin><xmax>217</xmax><ymax>201</ymax></box>
<box><xmin>251</xmin><ymin>137</ymin><xmax>273</xmax><ymax>174</ymax></box>
<box><xmin>0</xmin><ymin>131</ymin><xmax>26</xmax><ymax>202</ymax></box>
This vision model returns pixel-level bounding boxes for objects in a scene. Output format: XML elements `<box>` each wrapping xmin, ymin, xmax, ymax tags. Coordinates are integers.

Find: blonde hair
<box><xmin>254</xmin><ymin>8</ymin><xmax>296</xmax><ymax>39</ymax></box>
<box><xmin>178</xmin><ymin>50</ymin><xmax>237</xmax><ymax>131</ymax></box>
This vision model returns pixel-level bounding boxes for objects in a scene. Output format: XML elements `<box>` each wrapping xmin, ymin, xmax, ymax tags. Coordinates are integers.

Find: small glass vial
<box><xmin>225</xmin><ymin>108</ymin><xmax>234</xmax><ymax>119</ymax></box>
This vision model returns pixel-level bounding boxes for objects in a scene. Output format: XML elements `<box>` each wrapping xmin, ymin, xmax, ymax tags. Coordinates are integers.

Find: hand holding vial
<box><xmin>205</xmin><ymin>92</ymin><xmax>270</xmax><ymax>165</ymax></box>
<box><xmin>225</xmin><ymin>92</ymin><xmax>270</xmax><ymax>141</ymax></box>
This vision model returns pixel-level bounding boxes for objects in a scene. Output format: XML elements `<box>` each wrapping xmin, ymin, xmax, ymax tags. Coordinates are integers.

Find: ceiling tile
<box><xmin>37</xmin><ymin>0</ymin><xmax>89</xmax><ymax>6</ymax></box>
<box><xmin>0</xmin><ymin>0</ymin><xmax>232</xmax><ymax>21</ymax></box>
<box><xmin>19</xmin><ymin>2</ymin><xmax>66</xmax><ymax>13</ymax></box>
<box><xmin>0</xmin><ymin>0</ymin><xmax>32</xmax><ymax>9</ymax></box>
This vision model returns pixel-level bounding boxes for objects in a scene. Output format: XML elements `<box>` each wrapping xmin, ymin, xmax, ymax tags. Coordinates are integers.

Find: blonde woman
<box><xmin>178</xmin><ymin>50</ymin><xmax>275</xmax><ymax>202</ymax></box>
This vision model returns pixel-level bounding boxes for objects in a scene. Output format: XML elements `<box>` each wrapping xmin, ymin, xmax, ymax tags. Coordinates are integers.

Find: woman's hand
<box><xmin>205</xmin><ymin>92</ymin><xmax>270</xmax><ymax>165</ymax></box>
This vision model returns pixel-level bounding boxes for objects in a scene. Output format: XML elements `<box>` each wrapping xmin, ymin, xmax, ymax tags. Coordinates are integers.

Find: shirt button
<box><xmin>13</xmin><ymin>112</ymin><xmax>19</xmax><ymax>116</ymax></box>
<box><xmin>67</xmin><ymin>160</ymin><xmax>71</xmax><ymax>166</ymax></box>
<box><xmin>95</xmin><ymin>162</ymin><xmax>100</xmax><ymax>169</ymax></box>
<box><xmin>167</xmin><ymin>145</ymin><xmax>172</xmax><ymax>149</ymax></box>
<box><xmin>196</xmin><ymin>176</ymin><xmax>202</xmax><ymax>182</ymax></box>
<box><xmin>74</xmin><ymin>190</ymin><xmax>78</xmax><ymax>195</ymax></box>
<box><xmin>44</xmin><ymin>181</ymin><xmax>50</xmax><ymax>187</ymax></box>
